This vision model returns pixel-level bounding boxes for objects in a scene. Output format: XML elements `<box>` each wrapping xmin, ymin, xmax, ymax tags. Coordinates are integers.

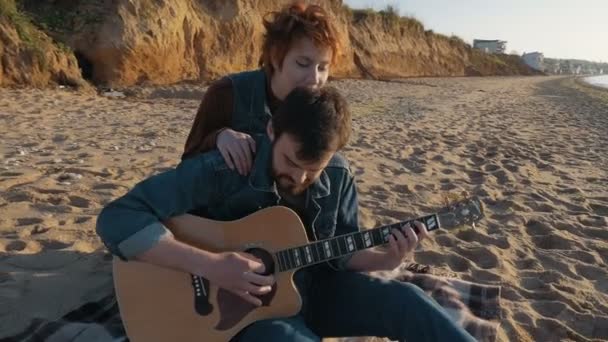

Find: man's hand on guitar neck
<box><xmin>346</xmin><ymin>221</ymin><xmax>429</xmax><ymax>272</ymax></box>
<box><xmin>136</xmin><ymin>235</ymin><xmax>275</xmax><ymax>307</ymax></box>
<box><xmin>382</xmin><ymin>221</ymin><xmax>429</xmax><ymax>270</ymax></box>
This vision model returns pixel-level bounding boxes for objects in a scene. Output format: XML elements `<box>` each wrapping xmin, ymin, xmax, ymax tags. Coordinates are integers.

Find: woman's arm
<box><xmin>182</xmin><ymin>77</ymin><xmax>234</xmax><ymax>159</ymax></box>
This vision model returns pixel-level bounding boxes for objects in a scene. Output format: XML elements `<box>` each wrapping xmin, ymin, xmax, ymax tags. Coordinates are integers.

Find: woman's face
<box><xmin>270</xmin><ymin>37</ymin><xmax>333</xmax><ymax>100</ymax></box>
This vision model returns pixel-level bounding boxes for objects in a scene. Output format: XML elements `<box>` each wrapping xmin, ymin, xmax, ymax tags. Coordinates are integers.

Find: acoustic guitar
<box><xmin>113</xmin><ymin>196</ymin><xmax>484</xmax><ymax>341</ymax></box>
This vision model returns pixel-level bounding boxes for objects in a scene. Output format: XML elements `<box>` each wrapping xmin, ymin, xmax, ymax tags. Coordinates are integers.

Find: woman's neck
<box><xmin>269</xmin><ymin>72</ymin><xmax>287</xmax><ymax>101</ymax></box>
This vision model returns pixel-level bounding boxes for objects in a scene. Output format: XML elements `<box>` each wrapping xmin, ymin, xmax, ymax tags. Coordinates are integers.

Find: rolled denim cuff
<box><xmin>117</xmin><ymin>222</ymin><xmax>173</xmax><ymax>260</ymax></box>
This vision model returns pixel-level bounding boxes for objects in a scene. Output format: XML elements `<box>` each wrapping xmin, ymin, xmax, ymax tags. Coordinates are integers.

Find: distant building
<box><xmin>473</xmin><ymin>39</ymin><xmax>507</xmax><ymax>54</ymax></box>
<box><xmin>522</xmin><ymin>52</ymin><xmax>544</xmax><ymax>71</ymax></box>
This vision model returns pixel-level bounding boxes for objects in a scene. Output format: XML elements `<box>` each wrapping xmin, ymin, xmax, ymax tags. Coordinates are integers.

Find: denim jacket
<box><xmin>95</xmin><ymin>135</ymin><xmax>360</xmax><ymax>270</ymax></box>
<box><xmin>227</xmin><ymin>69</ymin><xmax>273</xmax><ymax>136</ymax></box>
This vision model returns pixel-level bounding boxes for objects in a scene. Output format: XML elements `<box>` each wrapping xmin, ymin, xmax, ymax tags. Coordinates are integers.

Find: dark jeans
<box><xmin>234</xmin><ymin>266</ymin><xmax>476</xmax><ymax>342</ymax></box>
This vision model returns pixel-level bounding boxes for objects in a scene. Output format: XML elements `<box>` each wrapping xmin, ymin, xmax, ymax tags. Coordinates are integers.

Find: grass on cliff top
<box><xmin>343</xmin><ymin>4</ymin><xmax>425</xmax><ymax>33</ymax></box>
<box><xmin>0</xmin><ymin>0</ymin><xmax>76</xmax><ymax>59</ymax></box>
<box><xmin>0</xmin><ymin>0</ymin><xmax>51</xmax><ymax>66</ymax></box>
<box><xmin>0</xmin><ymin>0</ymin><xmax>40</xmax><ymax>45</ymax></box>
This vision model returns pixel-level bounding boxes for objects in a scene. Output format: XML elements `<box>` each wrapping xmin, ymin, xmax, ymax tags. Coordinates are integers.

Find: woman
<box><xmin>182</xmin><ymin>1</ymin><xmax>340</xmax><ymax>175</ymax></box>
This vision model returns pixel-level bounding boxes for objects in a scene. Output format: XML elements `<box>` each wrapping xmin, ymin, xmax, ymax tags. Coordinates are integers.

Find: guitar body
<box><xmin>113</xmin><ymin>206</ymin><xmax>309</xmax><ymax>341</ymax></box>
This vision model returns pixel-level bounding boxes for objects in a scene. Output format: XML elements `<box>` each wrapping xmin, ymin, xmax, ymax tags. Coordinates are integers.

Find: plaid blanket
<box><xmin>1</xmin><ymin>264</ymin><xmax>501</xmax><ymax>342</ymax></box>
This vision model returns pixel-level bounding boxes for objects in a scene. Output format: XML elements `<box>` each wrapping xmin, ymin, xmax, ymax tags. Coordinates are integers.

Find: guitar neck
<box><xmin>274</xmin><ymin>213</ymin><xmax>440</xmax><ymax>272</ymax></box>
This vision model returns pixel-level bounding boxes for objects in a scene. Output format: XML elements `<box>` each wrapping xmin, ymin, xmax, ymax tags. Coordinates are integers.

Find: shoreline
<box><xmin>582</xmin><ymin>74</ymin><xmax>608</xmax><ymax>88</ymax></box>
<box><xmin>577</xmin><ymin>75</ymin><xmax>608</xmax><ymax>92</ymax></box>
<box><xmin>569</xmin><ymin>76</ymin><xmax>608</xmax><ymax>104</ymax></box>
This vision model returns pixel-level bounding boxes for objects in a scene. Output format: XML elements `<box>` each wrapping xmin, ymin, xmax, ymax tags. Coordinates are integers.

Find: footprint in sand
<box><xmin>46</xmin><ymin>196</ymin><xmax>64</xmax><ymax>205</ymax></box>
<box><xmin>471</xmin><ymin>269</ymin><xmax>501</xmax><ymax>282</ymax></box>
<box><xmin>483</xmin><ymin>163</ymin><xmax>501</xmax><ymax>172</ymax></box>
<box><xmin>455</xmin><ymin>229</ymin><xmax>510</xmax><ymax>249</ymax></box>
<box><xmin>589</xmin><ymin>203</ymin><xmax>608</xmax><ymax>216</ymax></box>
<box><xmin>524</xmin><ymin>219</ymin><xmax>553</xmax><ymax>235</ymax></box>
<box><xmin>467</xmin><ymin>155</ymin><xmax>485</xmax><ymax>166</ymax></box>
<box><xmin>31</xmin><ymin>225</ymin><xmax>51</xmax><ymax>235</ymax></box>
<box><xmin>400</xmin><ymin>158</ymin><xmax>427</xmax><ymax>174</ymax></box>
<box><xmin>493</xmin><ymin>170</ymin><xmax>514</xmax><ymax>185</ymax></box>
<box><xmin>389</xmin><ymin>184</ymin><xmax>412</xmax><ymax>194</ymax></box>
<box><xmin>455</xmin><ymin>246</ymin><xmax>500</xmax><ymax>269</ymax></box>
<box><xmin>466</xmin><ymin>169</ymin><xmax>485</xmax><ymax>182</ymax></box>
<box><xmin>533</xmin><ymin>318</ymin><xmax>603</xmax><ymax>341</ymax></box>
<box><xmin>515</xmin><ymin>257</ymin><xmax>542</xmax><ymax>270</ymax></box>
<box><xmin>39</xmin><ymin>239</ymin><xmax>74</xmax><ymax>250</ymax></box>
<box><xmin>440</xmin><ymin>183</ymin><xmax>458</xmax><ymax>191</ymax></box>
<box><xmin>431</xmin><ymin>155</ymin><xmax>445</xmax><ymax>162</ymax></box>
<box><xmin>92</xmin><ymin>182</ymin><xmax>121</xmax><ymax>190</ymax></box>
<box><xmin>500</xmin><ymin>161</ymin><xmax>519</xmax><ymax>173</ymax></box>
<box><xmin>530</xmin><ymin>301</ymin><xmax>573</xmax><ymax>319</ymax></box>
<box><xmin>512</xmin><ymin>311</ymin><xmax>534</xmax><ymax>326</ymax></box>
<box><xmin>15</xmin><ymin>217</ymin><xmax>43</xmax><ymax>226</ymax></box>
<box><xmin>560</xmin><ymin>250</ymin><xmax>600</xmax><ymax>265</ymax></box>
<box><xmin>74</xmin><ymin>216</ymin><xmax>92</xmax><ymax>224</ymax></box>
<box><xmin>531</xmin><ymin>234</ymin><xmax>575</xmax><ymax>250</ymax></box>
<box><xmin>0</xmin><ymin>171</ymin><xmax>23</xmax><ymax>177</ymax></box>
<box><xmin>523</xmin><ymin>200</ymin><xmax>554</xmax><ymax>213</ymax></box>
<box><xmin>434</xmin><ymin>234</ymin><xmax>456</xmax><ymax>247</ymax></box>
<box><xmin>68</xmin><ymin>196</ymin><xmax>91</xmax><ymax>208</ymax></box>
<box><xmin>32</xmin><ymin>203</ymin><xmax>73</xmax><ymax>213</ymax></box>
<box><xmin>520</xmin><ymin>276</ymin><xmax>549</xmax><ymax>291</ymax></box>
<box><xmin>33</xmin><ymin>187</ymin><xmax>67</xmax><ymax>195</ymax></box>
<box><xmin>446</xmin><ymin>253</ymin><xmax>471</xmax><ymax>272</ymax></box>
<box><xmin>6</xmin><ymin>240</ymin><xmax>27</xmax><ymax>252</ymax></box>
<box><xmin>3</xmin><ymin>191</ymin><xmax>34</xmax><ymax>202</ymax></box>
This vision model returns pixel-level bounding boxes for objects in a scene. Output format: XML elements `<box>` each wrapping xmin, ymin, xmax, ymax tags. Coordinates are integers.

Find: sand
<box><xmin>1</xmin><ymin>76</ymin><xmax>607</xmax><ymax>341</ymax></box>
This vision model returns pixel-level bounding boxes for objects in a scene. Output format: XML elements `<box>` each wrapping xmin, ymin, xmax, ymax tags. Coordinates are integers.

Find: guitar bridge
<box><xmin>191</xmin><ymin>274</ymin><xmax>213</xmax><ymax>315</ymax></box>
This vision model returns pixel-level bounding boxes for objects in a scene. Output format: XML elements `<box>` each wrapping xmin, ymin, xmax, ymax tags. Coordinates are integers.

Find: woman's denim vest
<box><xmin>228</xmin><ymin>69</ymin><xmax>273</xmax><ymax>136</ymax></box>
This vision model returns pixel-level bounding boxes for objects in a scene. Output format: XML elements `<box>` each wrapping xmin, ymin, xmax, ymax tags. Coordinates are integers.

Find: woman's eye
<box><xmin>296</xmin><ymin>61</ymin><xmax>309</xmax><ymax>68</ymax></box>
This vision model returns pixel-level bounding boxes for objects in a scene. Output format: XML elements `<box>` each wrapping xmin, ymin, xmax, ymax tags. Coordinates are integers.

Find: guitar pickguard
<box><xmin>215</xmin><ymin>284</ymin><xmax>277</xmax><ymax>330</ymax></box>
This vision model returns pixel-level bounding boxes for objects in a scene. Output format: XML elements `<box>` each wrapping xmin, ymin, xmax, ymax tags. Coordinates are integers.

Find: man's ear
<box><xmin>271</xmin><ymin>49</ymin><xmax>282</xmax><ymax>72</ymax></box>
<box><xmin>266</xmin><ymin>121</ymin><xmax>275</xmax><ymax>141</ymax></box>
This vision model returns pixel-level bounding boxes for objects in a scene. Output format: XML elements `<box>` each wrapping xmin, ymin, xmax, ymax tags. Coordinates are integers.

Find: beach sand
<box><xmin>1</xmin><ymin>76</ymin><xmax>607</xmax><ymax>341</ymax></box>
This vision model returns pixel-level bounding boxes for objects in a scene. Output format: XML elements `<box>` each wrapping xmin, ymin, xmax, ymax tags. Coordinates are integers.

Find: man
<box><xmin>96</xmin><ymin>87</ymin><xmax>475</xmax><ymax>341</ymax></box>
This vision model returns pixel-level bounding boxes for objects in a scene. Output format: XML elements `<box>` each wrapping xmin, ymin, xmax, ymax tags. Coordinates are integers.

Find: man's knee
<box><xmin>389</xmin><ymin>281</ymin><xmax>447</xmax><ymax>319</ymax></box>
<box><xmin>393</xmin><ymin>281</ymin><xmax>429</xmax><ymax>303</ymax></box>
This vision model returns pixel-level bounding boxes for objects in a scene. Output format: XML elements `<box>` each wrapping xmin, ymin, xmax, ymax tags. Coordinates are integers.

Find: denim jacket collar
<box><xmin>248</xmin><ymin>135</ymin><xmax>331</xmax><ymax>199</ymax></box>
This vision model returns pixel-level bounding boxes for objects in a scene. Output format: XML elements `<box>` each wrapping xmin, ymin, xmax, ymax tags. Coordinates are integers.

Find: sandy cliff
<box><xmin>2</xmin><ymin>0</ymin><xmax>540</xmax><ymax>87</ymax></box>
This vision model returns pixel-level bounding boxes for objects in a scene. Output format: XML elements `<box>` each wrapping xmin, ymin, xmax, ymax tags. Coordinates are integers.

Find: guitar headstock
<box><xmin>436</xmin><ymin>193</ymin><xmax>484</xmax><ymax>230</ymax></box>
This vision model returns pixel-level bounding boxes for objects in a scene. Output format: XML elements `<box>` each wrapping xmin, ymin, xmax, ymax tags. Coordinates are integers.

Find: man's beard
<box><xmin>272</xmin><ymin>168</ymin><xmax>311</xmax><ymax>196</ymax></box>
<box><xmin>271</xmin><ymin>144</ymin><xmax>312</xmax><ymax>196</ymax></box>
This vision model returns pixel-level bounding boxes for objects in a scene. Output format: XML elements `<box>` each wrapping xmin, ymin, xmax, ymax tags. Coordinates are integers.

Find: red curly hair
<box><xmin>259</xmin><ymin>1</ymin><xmax>340</xmax><ymax>74</ymax></box>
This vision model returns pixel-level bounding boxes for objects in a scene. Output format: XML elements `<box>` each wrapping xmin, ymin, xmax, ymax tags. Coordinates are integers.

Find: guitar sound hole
<box><xmin>244</xmin><ymin>248</ymin><xmax>275</xmax><ymax>276</ymax></box>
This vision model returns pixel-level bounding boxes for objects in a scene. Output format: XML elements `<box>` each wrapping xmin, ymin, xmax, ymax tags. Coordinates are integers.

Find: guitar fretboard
<box><xmin>274</xmin><ymin>214</ymin><xmax>439</xmax><ymax>272</ymax></box>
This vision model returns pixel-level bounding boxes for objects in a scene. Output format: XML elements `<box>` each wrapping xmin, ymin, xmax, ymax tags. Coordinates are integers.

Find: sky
<box><xmin>343</xmin><ymin>0</ymin><xmax>608</xmax><ymax>62</ymax></box>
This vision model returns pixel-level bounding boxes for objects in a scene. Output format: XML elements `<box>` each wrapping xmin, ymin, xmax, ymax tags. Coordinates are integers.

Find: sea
<box><xmin>584</xmin><ymin>75</ymin><xmax>608</xmax><ymax>89</ymax></box>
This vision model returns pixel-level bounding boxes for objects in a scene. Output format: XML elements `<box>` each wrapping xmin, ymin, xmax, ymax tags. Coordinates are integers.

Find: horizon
<box><xmin>343</xmin><ymin>0</ymin><xmax>608</xmax><ymax>63</ymax></box>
